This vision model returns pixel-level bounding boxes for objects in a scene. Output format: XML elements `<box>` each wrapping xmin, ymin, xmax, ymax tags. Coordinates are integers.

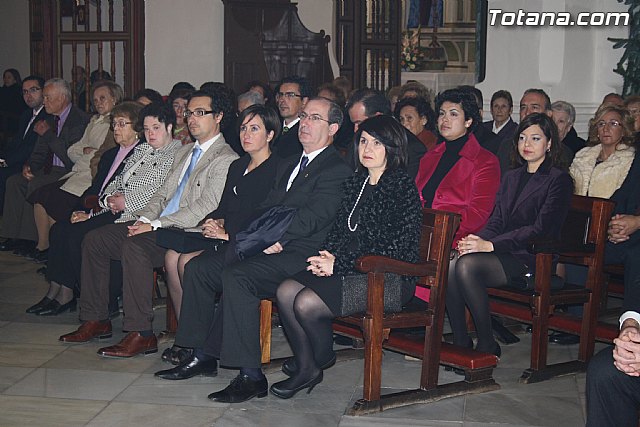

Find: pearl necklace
<box><xmin>347</xmin><ymin>175</ymin><xmax>370</xmax><ymax>232</ymax></box>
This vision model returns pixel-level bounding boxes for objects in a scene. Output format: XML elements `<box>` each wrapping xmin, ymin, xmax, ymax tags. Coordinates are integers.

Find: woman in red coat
<box><xmin>414</xmin><ymin>88</ymin><xmax>501</xmax><ymax>301</ymax></box>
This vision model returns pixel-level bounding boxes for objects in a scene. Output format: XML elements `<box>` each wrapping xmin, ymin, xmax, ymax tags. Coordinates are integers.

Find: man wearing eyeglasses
<box><xmin>60</xmin><ymin>90</ymin><xmax>239</xmax><ymax>358</ymax></box>
<box><xmin>272</xmin><ymin>75</ymin><xmax>310</xmax><ymax>159</ymax></box>
<box><xmin>155</xmin><ymin>97</ymin><xmax>351</xmax><ymax>403</ymax></box>
<box><xmin>0</xmin><ymin>78</ymin><xmax>89</xmax><ymax>254</ymax></box>
<box><xmin>0</xmin><ymin>76</ymin><xmax>49</xmax><ymax>222</ymax></box>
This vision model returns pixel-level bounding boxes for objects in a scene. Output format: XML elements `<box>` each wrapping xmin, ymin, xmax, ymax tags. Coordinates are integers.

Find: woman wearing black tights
<box><xmin>271</xmin><ymin>115</ymin><xmax>422</xmax><ymax>399</ymax></box>
<box><xmin>448</xmin><ymin>113</ymin><xmax>573</xmax><ymax>356</ymax></box>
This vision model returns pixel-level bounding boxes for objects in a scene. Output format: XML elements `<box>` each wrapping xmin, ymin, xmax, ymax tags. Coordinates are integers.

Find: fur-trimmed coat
<box><xmin>323</xmin><ymin>167</ymin><xmax>422</xmax><ymax>276</ymax></box>
<box><xmin>570</xmin><ymin>143</ymin><xmax>635</xmax><ymax>198</ymax></box>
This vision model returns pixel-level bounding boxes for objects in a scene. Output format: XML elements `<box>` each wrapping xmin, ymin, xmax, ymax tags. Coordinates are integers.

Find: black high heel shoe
<box><xmin>282</xmin><ymin>353</ymin><xmax>336</xmax><ymax>377</ymax></box>
<box><xmin>270</xmin><ymin>371</ymin><xmax>323</xmax><ymax>399</ymax></box>
<box><xmin>26</xmin><ymin>296</ymin><xmax>52</xmax><ymax>314</ymax></box>
<box><xmin>37</xmin><ymin>299</ymin><xmax>77</xmax><ymax>316</ymax></box>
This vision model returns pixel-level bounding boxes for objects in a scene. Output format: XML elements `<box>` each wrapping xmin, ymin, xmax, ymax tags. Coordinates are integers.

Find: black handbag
<box><xmin>235</xmin><ymin>205</ymin><xmax>297</xmax><ymax>260</ymax></box>
<box><xmin>339</xmin><ymin>272</ymin><xmax>407</xmax><ymax>316</ymax></box>
<box><xmin>156</xmin><ymin>227</ymin><xmax>226</xmax><ymax>253</ymax></box>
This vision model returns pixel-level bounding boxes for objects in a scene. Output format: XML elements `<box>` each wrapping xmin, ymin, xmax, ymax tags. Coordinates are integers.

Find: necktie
<box><xmin>299</xmin><ymin>155</ymin><xmax>309</xmax><ymax>172</ymax></box>
<box><xmin>161</xmin><ymin>145</ymin><xmax>203</xmax><ymax>217</ymax></box>
<box><xmin>283</xmin><ymin>126</ymin><xmax>289</xmax><ymax>133</ymax></box>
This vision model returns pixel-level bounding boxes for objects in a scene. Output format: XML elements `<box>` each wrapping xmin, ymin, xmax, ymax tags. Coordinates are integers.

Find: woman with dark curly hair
<box><xmin>570</xmin><ymin>103</ymin><xmax>635</xmax><ymax>199</ymax></box>
<box><xmin>413</xmin><ymin>88</ymin><xmax>501</xmax><ymax>302</ymax></box>
<box><xmin>269</xmin><ymin>115</ymin><xmax>422</xmax><ymax>399</ymax></box>
<box><xmin>448</xmin><ymin>113</ymin><xmax>573</xmax><ymax>357</ymax></box>
<box><xmin>394</xmin><ymin>96</ymin><xmax>437</xmax><ymax>150</ymax></box>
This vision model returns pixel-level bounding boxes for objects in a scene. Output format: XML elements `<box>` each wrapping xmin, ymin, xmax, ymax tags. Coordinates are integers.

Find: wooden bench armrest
<box><xmin>356</xmin><ymin>255</ymin><xmax>436</xmax><ymax>277</ymax></box>
<box><xmin>528</xmin><ymin>238</ymin><xmax>595</xmax><ymax>255</ymax></box>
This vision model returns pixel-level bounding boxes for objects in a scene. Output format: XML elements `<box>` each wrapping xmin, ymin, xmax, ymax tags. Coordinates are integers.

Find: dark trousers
<box><xmin>219</xmin><ymin>250</ymin><xmax>308</xmax><ymax>368</ymax></box>
<box><xmin>47</xmin><ymin>212</ymin><xmax>118</xmax><ymax>292</ymax></box>
<box><xmin>80</xmin><ymin>222</ymin><xmax>166</xmax><ymax>331</ymax></box>
<box><xmin>1</xmin><ymin>168</ymin><xmax>66</xmax><ymax>241</ymax></box>
<box><xmin>0</xmin><ymin>165</ymin><xmax>21</xmax><ymax>214</ymax></box>
<box><xmin>586</xmin><ymin>346</ymin><xmax>640</xmax><ymax>427</ymax></box>
<box><xmin>605</xmin><ymin>239</ymin><xmax>640</xmax><ymax>312</ymax></box>
<box><xmin>174</xmin><ymin>248</ymin><xmax>226</xmax><ymax>358</ymax></box>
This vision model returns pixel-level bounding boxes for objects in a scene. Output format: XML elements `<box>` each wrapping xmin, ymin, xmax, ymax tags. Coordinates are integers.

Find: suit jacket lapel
<box><xmin>287</xmin><ymin>146</ymin><xmax>335</xmax><ymax>191</ymax></box>
<box><xmin>511</xmin><ymin>168</ymin><xmax>550</xmax><ymax>213</ymax></box>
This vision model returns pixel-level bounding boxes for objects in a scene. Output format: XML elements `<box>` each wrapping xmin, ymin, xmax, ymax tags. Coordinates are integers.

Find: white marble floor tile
<box><xmin>0</xmin><ymin>343</ymin><xmax>66</xmax><ymax>368</ymax></box>
<box><xmin>0</xmin><ymin>395</ymin><xmax>107</xmax><ymax>426</ymax></box>
<box><xmin>4</xmin><ymin>367</ymin><xmax>140</xmax><ymax>401</ymax></box>
<box><xmin>85</xmin><ymin>402</ymin><xmax>224</xmax><ymax>426</ymax></box>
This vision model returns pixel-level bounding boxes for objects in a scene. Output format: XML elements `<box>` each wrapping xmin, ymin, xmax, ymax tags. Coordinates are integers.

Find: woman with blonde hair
<box><xmin>569</xmin><ymin>104</ymin><xmax>635</xmax><ymax>199</ymax></box>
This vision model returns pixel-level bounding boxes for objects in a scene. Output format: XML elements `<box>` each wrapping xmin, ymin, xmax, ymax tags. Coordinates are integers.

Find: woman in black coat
<box><xmin>270</xmin><ymin>115</ymin><xmax>422</xmax><ymax>399</ymax></box>
<box><xmin>448</xmin><ymin>113</ymin><xmax>573</xmax><ymax>357</ymax></box>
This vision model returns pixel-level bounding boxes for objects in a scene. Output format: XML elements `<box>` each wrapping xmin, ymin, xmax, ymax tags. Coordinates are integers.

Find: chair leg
<box><xmin>260</xmin><ymin>300</ymin><xmax>273</xmax><ymax>365</ymax></box>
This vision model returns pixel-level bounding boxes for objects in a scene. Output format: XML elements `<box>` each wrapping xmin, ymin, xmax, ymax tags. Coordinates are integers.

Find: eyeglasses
<box><xmin>22</xmin><ymin>87</ymin><xmax>41</xmax><ymax>95</ymax></box>
<box><xmin>276</xmin><ymin>92</ymin><xmax>302</xmax><ymax>100</ymax></box>
<box><xmin>596</xmin><ymin>120</ymin><xmax>622</xmax><ymax>129</ymax></box>
<box><xmin>110</xmin><ymin>121</ymin><xmax>132</xmax><ymax>129</ymax></box>
<box><xmin>183</xmin><ymin>109</ymin><xmax>214</xmax><ymax>118</ymax></box>
<box><xmin>298</xmin><ymin>111</ymin><xmax>331</xmax><ymax>124</ymax></box>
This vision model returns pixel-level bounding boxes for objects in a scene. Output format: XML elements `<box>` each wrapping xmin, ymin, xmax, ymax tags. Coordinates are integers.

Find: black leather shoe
<box><xmin>282</xmin><ymin>353</ymin><xmax>336</xmax><ymax>377</ymax></box>
<box><xmin>30</xmin><ymin>249</ymin><xmax>49</xmax><ymax>263</ymax></box>
<box><xmin>155</xmin><ymin>355</ymin><xmax>217</xmax><ymax>380</ymax></box>
<box><xmin>161</xmin><ymin>346</ymin><xmax>193</xmax><ymax>365</ymax></box>
<box><xmin>0</xmin><ymin>239</ymin><xmax>18</xmax><ymax>251</ymax></box>
<box><xmin>36</xmin><ymin>266</ymin><xmax>47</xmax><ymax>276</ymax></box>
<box><xmin>270</xmin><ymin>371</ymin><xmax>323</xmax><ymax>399</ymax></box>
<box><xmin>36</xmin><ymin>299</ymin><xmax>77</xmax><ymax>316</ymax></box>
<box><xmin>549</xmin><ymin>332</ymin><xmax>580</xmax><ymax>345</ymax></box>
<box><xmin>208</xmin><ymin>374</ymin><xmax>268</xmax><ymax>403</ymax></box>
<box><xmin>26</xmin><ymin>296</ymin><xmax>52</xmax><ymax>314</ymax></box>
<box><xmin>13</xmin><ymin>241</ymin><xmax>35</xmax><ymax>256</ymax></box>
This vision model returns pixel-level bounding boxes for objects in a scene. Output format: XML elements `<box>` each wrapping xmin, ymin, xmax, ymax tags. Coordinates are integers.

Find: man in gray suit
<box><xmin>1</xmin><ymin>78</ymin><xmax>89</xmax><ymax>256</ymax></box>
<box><xmin>60</xmin><ymin>90</ymin><xmax>239</xmax><ymax>358</ymax></box>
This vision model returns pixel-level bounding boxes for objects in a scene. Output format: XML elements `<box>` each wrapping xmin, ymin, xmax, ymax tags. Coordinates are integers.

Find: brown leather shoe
<box><xmin>59</xmin><ymin>321</ymin><xmax>113</xmax><ymax>343</ymax></box>
<box><xmin>97</xmin><ymin>332</ymin><xmax>158</xmax><ymax>358</ymax></box>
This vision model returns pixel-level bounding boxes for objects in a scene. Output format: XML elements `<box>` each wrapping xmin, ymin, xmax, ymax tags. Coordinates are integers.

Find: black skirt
<box><xmin>291</xmin><ymin>269</ymin><xmax>415</xmax><ymax>317</ymax></box>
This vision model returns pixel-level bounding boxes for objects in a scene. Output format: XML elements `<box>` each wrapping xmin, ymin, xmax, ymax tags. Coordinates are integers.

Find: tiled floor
<box><xmin>0</xmin><ymin>249</ymin><xmax>610</xmax><ymax>426</ymax></box>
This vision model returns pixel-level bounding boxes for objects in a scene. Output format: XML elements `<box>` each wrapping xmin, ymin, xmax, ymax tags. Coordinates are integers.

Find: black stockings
<box><xmin>276</xmin><ymin>279</ymin><xmax>335</xmax><ymax>384</ymax></box>
<box><xmin>446</xmin><ymin>252</ymin><xmax>507</xmax><ymax>353</ymax></box>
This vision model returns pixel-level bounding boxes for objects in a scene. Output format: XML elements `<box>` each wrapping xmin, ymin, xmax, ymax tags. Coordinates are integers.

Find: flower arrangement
<box><xmin>400</xmin><ymin>28</ymin><xmax>423</xmax><ymax>71</ymax></box>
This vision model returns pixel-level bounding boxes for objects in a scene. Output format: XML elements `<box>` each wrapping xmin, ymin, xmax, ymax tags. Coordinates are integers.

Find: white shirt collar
<box><xmin>492</xmin><ymin>118</ymin><xmax>511</xmax><ymax>134</ymax></box>
<box><xmin>195</xmin><ymin>132</ymin><xmax>222</xmax><ymax>153</ymax></box>
<box><xmin>283</xmin><ymin>117</ymin><xmax>300</xmax><ymax>129</ymax></box>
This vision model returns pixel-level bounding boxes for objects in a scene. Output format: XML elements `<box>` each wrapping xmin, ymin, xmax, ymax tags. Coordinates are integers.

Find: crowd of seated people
<box><xmin>1</xmin><ymin>71</ymin><xmax>640</xmax><ymax>421</ymax></box>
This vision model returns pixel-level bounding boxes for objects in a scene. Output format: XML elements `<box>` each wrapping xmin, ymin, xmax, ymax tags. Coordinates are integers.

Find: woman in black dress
<box><xmin>270</xmin><ymin>115</ymin><xmax>422</xmax><ymax>399</ymax></box>
<box><xmin>160</xmin><ymin>104</ymin><xmax>281</xmax><ymax>363</ymax></box>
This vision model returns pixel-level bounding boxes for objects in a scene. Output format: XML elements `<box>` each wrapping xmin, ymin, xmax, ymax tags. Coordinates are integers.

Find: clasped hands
<box><xmin>608</xmin><ymin>214</ymin><xmax>640</xmax><ymax>244</ymax></box>
<box><xmin>307</xmin><ymin>250</ymin><xmax>335</xmax><ymax>277</ymax></box>
<box><xmin>127</xmin><ymin>220</ymin><xmax>152</xmax><ymax>236</ymax></box>
<box><xmin>106</xmin><ymin>192</ymin><xmax>125</xmax><ymax>214</ymax></box>
<box><xmin>613</xmin><ymin>321</ymin><xmax>640</xmax><ymax>377</ymax></box>
<box><xmin>457</xmin><ymin>234</ymin><xmax>493</xmax><ymax>256</ymax></box>
<box><xmin>202</xmin><ymin>219</ymin><xmax>229</xmax><ymax>241</ymax></box>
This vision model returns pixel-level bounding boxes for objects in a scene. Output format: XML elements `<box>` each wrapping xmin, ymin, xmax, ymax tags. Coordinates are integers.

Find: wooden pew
<box><xmin>487</xmin><ymin>195</ymin><xmax>616</xmax><ymax>383</ymax></box>
<box><xmin>261</xmin><ymin>208</ymin><xmax>500</xmax><ymax>415</ymax></box>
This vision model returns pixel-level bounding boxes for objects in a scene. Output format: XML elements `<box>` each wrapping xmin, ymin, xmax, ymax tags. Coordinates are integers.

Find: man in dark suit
<box><xmin>271</xmin><ymin>75</ymin><xmax>311</xmax><ymax>159</ymax></box>
<box><xmin>586</xmin><ymin>153</ymin><xmax>640</xmax><ymax>426</ymax></box>
<box><xmin>345</xmin><ymin>88</ymin><xmax>425</xmax><ymax>178</ymax></box>
<box><xmin>458</xmin><ymin>85</ymin><xmax>500</xmax><ymax>155</ymax></box>
<box><xmin>0</xmin><ymin>76</ymin><xmax>48</xmax><ymax>220</ymax></box>
<box><xmin>0</xmin><ymin>78</ymin><xmax>89</xmax><ymax>255</ymax></box>
<box><xmin>160</xmin><ymin>97</ymin><xmax>351</xmax><ymax>403</ymax></box>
